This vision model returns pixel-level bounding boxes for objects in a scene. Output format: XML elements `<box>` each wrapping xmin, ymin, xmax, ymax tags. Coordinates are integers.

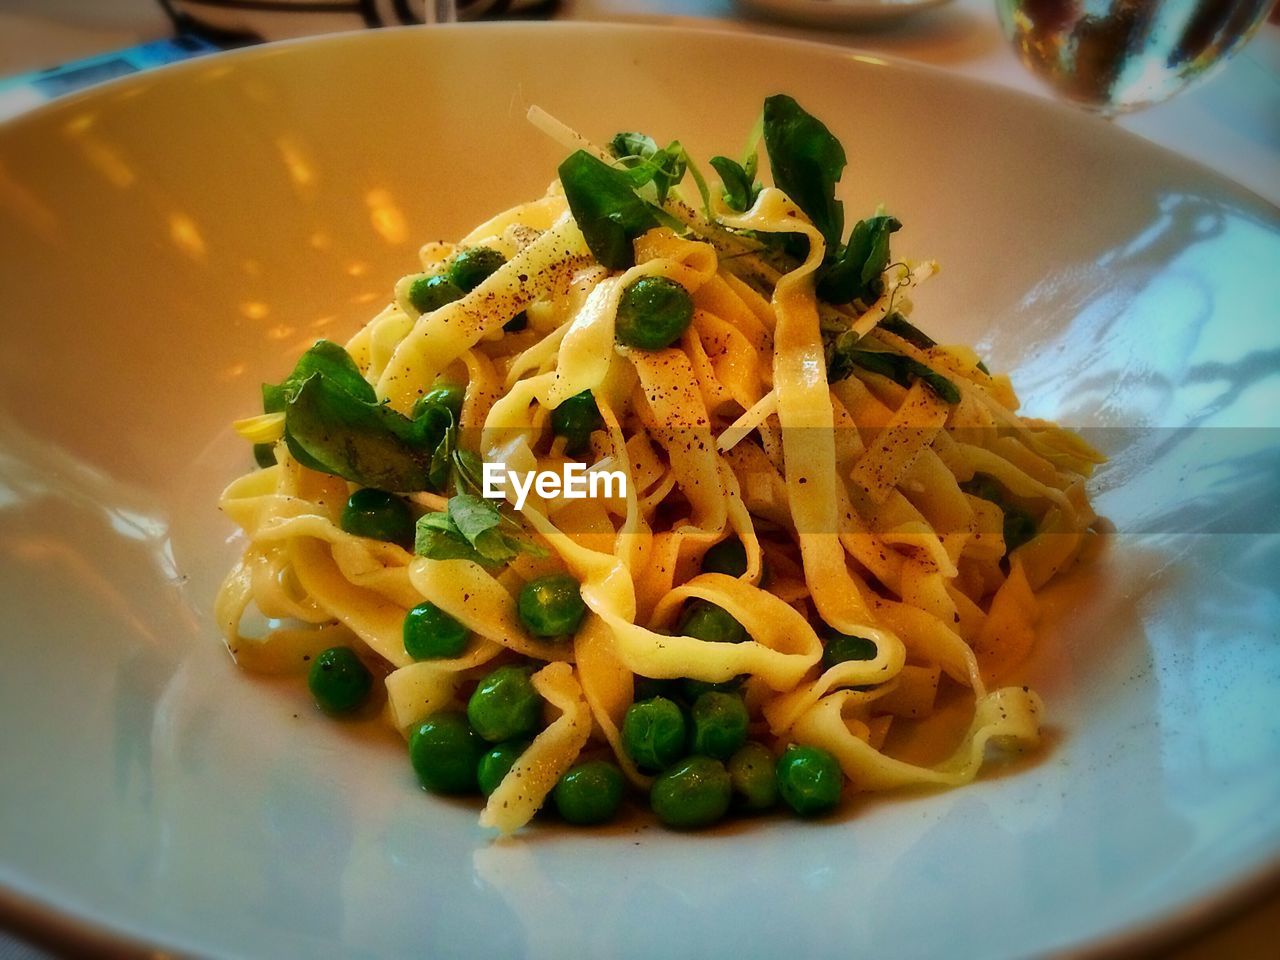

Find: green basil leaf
<box><xmin>761</xmin><ymin>95</ymin><xmax>846</xmax><ymax>251</ymax></box>
<box><xmin>263</xmin><ymin>340</ymin><xmax>375</xmax><ymax>414</ymax></box>
<box><xmin>559</xmin><ymin>150</ymin><xmax>660</xmax><ymax>270</ymax></box>
<box><xmin>827</xmin><ymin>344</ymin><xmax>960</xmax><ymax>404</ymax></box>
<box><xmin>413</xmin><ymin>493</ymin><xmax>546</xmax><ymax>565</ymax></box>
<box><xmin>879</xmin><ymin>311</ymin><xmax>937</xmax><ymax>350</ymax></box>
<box><xmin>816</xmin><ymin>215</ymin><xmax>901</xmax><ymax>305</ymax></box>
<box><xmin>447</xmin><ymin>494</ymin><xmax>505</xmax><ymax>550</ymax></box>
<box><xmin>709</xmin><ymin>155</ymin><xmax>761</xmax><ymax>213</ymax></box>
<box><xmin>608</xmin><ymin>132</ymin><xmax>688</xmax><ymax>203</ymax></box>
<box><xmin>414</xmin><ymin>512</ymin><xmax>490</xmax><ymax>563</ymax></box>
<box><xmin>609</xmin><ymin>131</ymin><xmax>659</xmax><ymax>162</ymax></box>
<box><xmin>284</xmin><ymin>373</ymin><xmax>433</xmax><ymax>490</ymax></box>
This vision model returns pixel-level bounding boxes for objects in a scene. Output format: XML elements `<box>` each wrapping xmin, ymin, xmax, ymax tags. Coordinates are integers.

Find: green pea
<box><xmin>403</xmin><ymin>601</ymin><xmax>469</xmax><ymax>660</ymax></box>
<box><xmin>253</xmin><ymin>442</ymin><xmax>277</xmax><ymax>469</ymax></box>
<box><xmin>1003</xmin><ymin>506</ymin><xmax>1037</xmax><ymax>554</ymax></box>
<box><xmin>447</xmin><ymin>246</ymin><xmax>507</xmax><ymax>292</ymax></box>
<box><xmin>821</xmin><ymin>633</ymin><xmax>879</xmax><ymax>672</ymax></box>
<box><xmin>476</xmin><ymin>739</ymin><xmax>530</xmax><ymax>797</ymax></box>
<box><xmin>341</xmin><ymin>488</ymin><xmax>415</xmax><ymax>545</ymax></box>
<box><xmin>307</xmin><ymin>646</ymin><xmax>373</xmax><ymax>714</ymax></box>
<box><xmin>550</xmin><ymin>390</ymin><xmax>604</xmax><ymax>457</ymax></box>
<box><xmin>701</xmin><ymin>538</ymin><xmax>748</xmax><ymax>577</ymax></box>
<box><xmin>728</xmin><ymin>742</ymin><xmax>778</xmax><ymax>812</ymax></box>
<box><xmin>553</xmin><ymin>760</ymin><xmax>625</xmax><ymax>825</ymax></box>
<box><xmin>689</xmin><ymin>691</ymin><xmax>749</xmax><ymax>760</ymax></box>
<box><xmin>517</xmin><ymin>574</ymin><xmax>587</xmax><ymax>638</ymax></box>
<box><xmin>776</xmin><ymin>744</ymin><xmax>843</xmax><ymax>817</ymax></box>
<box><xmin>678</xmin><ymin>600</ymin><xmax>747</xmax><ymax>645</ymax></box>
<box><xmin>409</xmin><ymin>711</ymin><xmax>486</xmax><ymax>794</ymax></box>
<box><xmin>467</xmin><ymin>665</ymin><xmax>542</xmax><ymax>743</ymax></box>
<box><xmin>621</xmin><ymin>696</ymin><xmax>687</xmax><ymax>773</ymax></box>
<box><xmin>615</xmin><ymin>276</ymin><xmax>694</xmax><ymax>350</ymax></box>
<box><xmin>412</xmin><ymin>380</ymin><xmax>464</xmax><ymax>422</ymax></box>
<box><xmin>408</xmin><ymin>274</ymin><xmax>464</xmax><ymax>314</ymax></box>
<box><xmin>650</xmin><ymin>756</ymin><xmax>732</xmax><ymax>829</ymax></box>
<box><xmin>701</xmin><ymin>538</ymin><xmax>770</xmax><ymax>585</ymax></box>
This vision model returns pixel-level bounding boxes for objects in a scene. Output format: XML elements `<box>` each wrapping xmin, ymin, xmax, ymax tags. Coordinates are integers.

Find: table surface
<box><xmin>0</xmin><ymin>0</ymin><xmax>1276</xmax><ymax>957</ymax></box>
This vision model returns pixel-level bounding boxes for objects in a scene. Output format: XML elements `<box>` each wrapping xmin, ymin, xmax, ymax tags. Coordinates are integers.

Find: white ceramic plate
<box><xmin>736</xmin><ymin>0</ymin><xmax>953</xmax><ymax>28</ymax></box>
<box><xmin>1</xmin><ymin>22</ymin><xmax>1278</xmax><ymax>960</ymax></box>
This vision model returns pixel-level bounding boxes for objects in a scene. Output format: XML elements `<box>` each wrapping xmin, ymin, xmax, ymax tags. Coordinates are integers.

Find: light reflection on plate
<box><xmin>0</xmin><ymin>22</ymin><xmax>1278</xmax><ymax>960</ymax></box>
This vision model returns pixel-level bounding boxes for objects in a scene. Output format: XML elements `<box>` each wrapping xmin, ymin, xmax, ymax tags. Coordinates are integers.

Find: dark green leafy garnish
<box><xmin>816</xmin><ymin>215</ymin><xmax>901</xmax><ymax>305</ymax></box>
<box><xmin>761</xmin><ymin>94</ymin><xmax>846</xmax><ymax>251</ymax></box>
<box><xmin>414</xmin><ymin>493</ymin><xmax>546</xmax><ymax>566</ymax></box>
<box><xmin>827</xmin><ymin>340</ymin><xmax>960</xmax><ymax>404</ymax></box>
<box><xmin>608</xmin><ymin>132</ymin><xmax>687</xmax><ymax>203</ymax></box>
<box><xmin>262</xmin><ymin>339</ymin><xmax>374</xmax><ymax>414</ymax></box>
<box><xmin>879</xmin><ymin>311</ymin><xmax>937</xmax><ymax>350</ymax></box>
<box><xmin>284</xmin><ymin>373</ymin><xmax>436</xmax><ymax>490</ymax></box>
<box><xmin>961</xmin><ymin>474</ymin><xmax>1038</xmax><ymax>554</ymax></box>
<box><xmin>559</xmin><ymin>150</ymin><xmax>660</xmax><ymax>270</ymax></box>
<box><xmin>264</xmin><ymin>340</ymin><xmax>466</xmax><ymax>492</ymax></box>
<box><xmin>758</xmin><ymin>96</ymin><xmax>903</xmax><ymax>309</ymax></box>
<box><xmin>708</xmin><ymin>154</ymin><xmax>761</xmax><ymax>213</ymax></box>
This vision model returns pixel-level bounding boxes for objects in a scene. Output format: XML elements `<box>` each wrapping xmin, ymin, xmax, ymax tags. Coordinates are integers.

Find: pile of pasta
<box><xmin>218</xmin><ymin>126</ymin><xmax>1101</xmax><ymax>835</ymax></box>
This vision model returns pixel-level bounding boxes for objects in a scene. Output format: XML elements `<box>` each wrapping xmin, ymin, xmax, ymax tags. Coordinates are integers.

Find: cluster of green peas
<box><xmin>407</xmin><ymin>244</ymin><xmax>697</xmax><ymax>356</ymax></box>
<box><xmin>307</xmin><ymin>531</ymin><xmax>869</xmax><ymax>830</ymax></box>
<box><xmin>294</xmin><ymin>255</ymin><xmax>865</xmax><ymax>828</ymax></box>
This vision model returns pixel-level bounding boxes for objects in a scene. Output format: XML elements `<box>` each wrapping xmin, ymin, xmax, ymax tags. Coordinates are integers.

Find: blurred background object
<box><xmin>996</xmin><ymin>0</ymin><xmax>1278</xmax><ymax>114</ymax></box>
<box><xmin>160</xmin><ymin>0</ymin><xmax>562</xmax><ymax>45</ymax></box>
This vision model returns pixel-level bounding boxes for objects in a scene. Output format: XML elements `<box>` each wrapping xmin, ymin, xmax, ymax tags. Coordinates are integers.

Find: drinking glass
<box><xmin>995</xmin><ymin>0</ymin><xmax>1277</xmax><ymax>114</ymax></box>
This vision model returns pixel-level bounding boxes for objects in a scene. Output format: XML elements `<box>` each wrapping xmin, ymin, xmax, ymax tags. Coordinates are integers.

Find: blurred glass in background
<box><xmin>996</xmin><ymin>0</ymin><xmax>1277</xmax><ymax>114</ymax></box>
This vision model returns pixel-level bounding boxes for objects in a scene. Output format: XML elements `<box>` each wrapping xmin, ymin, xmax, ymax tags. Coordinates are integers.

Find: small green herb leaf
<box><xmin>559</xmin><ymin>150</ymin><xmax>660</xmax><ymax>270</ymax></box>
<box><xmin>817</xmin><ymin>215</ymin><xmax>901</xmax><ymax>305</ymax></box>
<box><xmin>414</xmin><ymin>512</ymin><xmax>485</xmax><ymax>562</ymax></box>
<box><xmin>414</xmin><ymin>493</ymin><xmax>547</xmax><ymax>565</ymax></box>
<box><xmin>709</xmin><ymin>155</ymin><xmax>761</xmax><ymax>212</ymax></box>
<box><xmin>263</xmin><ymin>340</ymin><xmax>375</xmax><ymax>414</ymax></box>
<box><xmin>608</xmin><ymin>132</ymin><xmax>688</xmax><ymax>203</ymax></box>
<box><xmin>879</xmin><ymin>311</ymin><xmax>937</xmax><ymax>350</ymax></box>
<box><xmin>827</xmin><ymin>341</ymin><xmax>960</xmax><ymax>403</ymax></box>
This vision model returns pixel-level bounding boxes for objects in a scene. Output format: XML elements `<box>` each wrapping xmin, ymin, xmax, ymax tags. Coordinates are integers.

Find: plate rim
<box><xmin>1</xmin><ymin>19</ymin><xmax>1278</xmax><ymax>958</ymax></box>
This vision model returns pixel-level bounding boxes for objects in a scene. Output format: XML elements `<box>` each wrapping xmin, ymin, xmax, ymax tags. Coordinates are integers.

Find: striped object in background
<box><xmin>160</xmin><ymin>0</ymin><xmax>557</xmax><ymax>44</ymax></box>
